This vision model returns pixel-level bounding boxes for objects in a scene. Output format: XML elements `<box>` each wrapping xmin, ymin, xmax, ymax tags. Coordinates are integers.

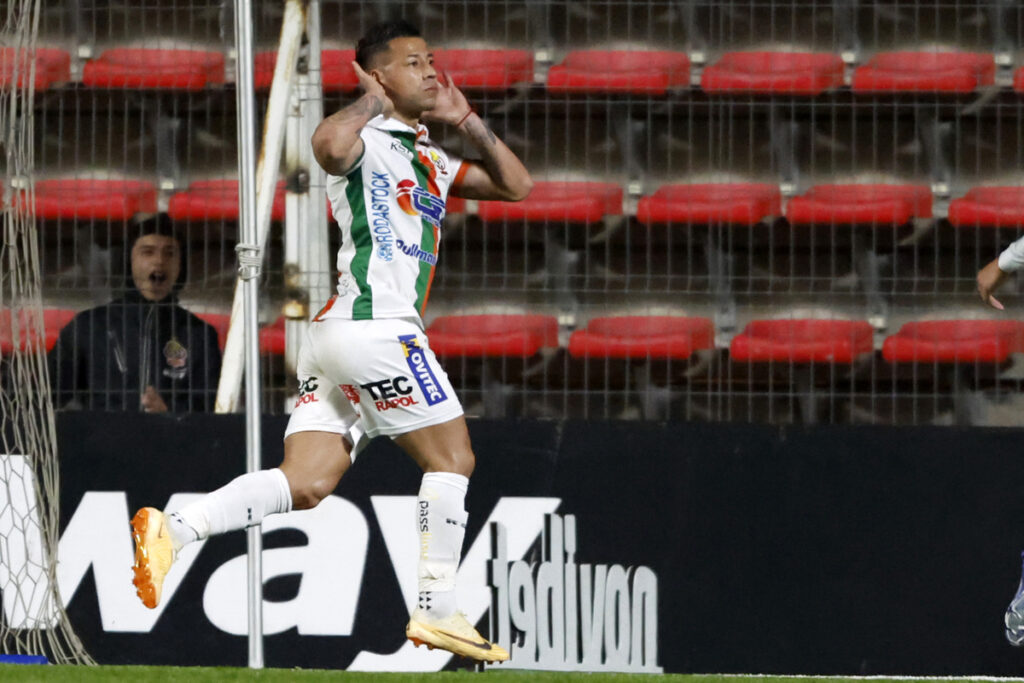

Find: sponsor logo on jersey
<box><xmin>340</xmin><ymin>384</ymin><xmax>360</xmax><ymax>405</ymax></box>
<box><xmin>397</xmin><ymin>334</ymin><xmax>447</xmax><ymax>406</ymax></box>
<box><xmin>368</xmin><ymin>172</ymin><xmax>395</xmax><ymax>261</ymax></box>
<box><xmin>396</xmin><ymin>179</ymin><xmax>446</xmax><ymax>228</ymax></box>
<box><xmin>359</xmin><ymin>376</ymin><xmax>420</xmax><ymax>412</ymax></box>
<box><xmin>390</xmin><ymin>139</ymin><xmax>414</xmax><ymax>160</ymax></box>
<box><xmin>395</xmin><ymin>238</ymin><xmax>437</xmax><ymax>266</ymax></box>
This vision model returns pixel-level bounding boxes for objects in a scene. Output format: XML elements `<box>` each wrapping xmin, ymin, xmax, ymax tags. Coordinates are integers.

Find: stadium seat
<box><xmin>851</xmin><ymin>52</ymin><xmax>995</xmax><ymax>93</ymax></box>
<box><xmin>83</xmin><ymin>48</ymin><xmax>225</xmax><ymax>90</ymax></box>
<box><xmin>255</xmin><ymin>49</ymin><xmax>358</xmax><ymax>92</ymax></box>
<box><xmin>546</xmin><ymin>50</ymin><xmax>690</xmax><ymax>95</ymax></box>
<box><xmin>427</xmin><ymin>314</ymin><xmax>559</xmax><ymax>357</ymax></box>
<box><xmin>476</xmin><ymin>181</ymin><xmax>622</xmax><ymax>223</ymax></box>
<box><xmin>25</xmin><ymin>179</ymin><xmax>158</xmax><ymax>220</ymax></box>
<box><xmin>259</xmin><ymin>317</ymin><xmax>286</xmax><ymax>355</ymax></box>
<box><xmin>568</xmin><ymin>316</ymin><xmax>715</xmax><ymax>360</ymax></box>
<box><xmin>1015</xmin><ymin>67</ymin><xmax>1024</xmax><ymax>94</ymax></box>
<box><xmin>0</xmin><ymin>47</ymin><xmax>70</xmax><ymax>90</ymax></box>
<box><xmin>433</xmin><ymin>49</ymin><xmax>533</xmax><ymax>90</ymax></box>
<box><xmin>785</xmin><ymin>184</ymin><xmax>932</xmax><ymax>225</ymax></box>
<box><xmin>700</xmin><ymin>52</ymin><xmax>844</xmax><ymax>95</ymax></box>
<box><xmin>947</xmin><ymin>187</ymin><xmax>1024</xmax><ymax>228</ymax></box>
<box><xmin>194</xmin><ymin>312</ymin><xmax>230</xmax><ymax>350</ymax></box>
<box><xmin>0</xmin><ymin>308</ymin><xmax>76</xmax><ymax>354</ymax></box>
<box><xmin>636</xmin><ymin>183</ymin><xmax>782</xmax><ymax>225</ymax></box>
<box><xmin>168</xmin><ymin>179</ymin><xmax>286</xmax><ymax>221</ymax></box>
<box><xmin>882</xmin><ymin>320</ymin><xmax>1024</xmax><ymax>363</ymax></box>
<box><xmin>730</xmin><ymin>319</ymin><xmax>874</xmax><ymax>363</ymax></box>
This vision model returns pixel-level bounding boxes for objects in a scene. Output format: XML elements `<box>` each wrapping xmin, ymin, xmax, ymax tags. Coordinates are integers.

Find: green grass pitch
<box><xmin>1</xmin><ymin>668</ymin><xmax>1018</xmax><ymax>683</ymax></box>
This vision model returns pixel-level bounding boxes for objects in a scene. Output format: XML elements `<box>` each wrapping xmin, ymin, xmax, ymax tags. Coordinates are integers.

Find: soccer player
<box><xmin>129</xmin><ymin>20</ymin><xmax>531</xmax><ymax>663</ymax></box>
<box><xmin>979</xmin><ymin>239</ymin><xmax>1024</xmax><ymax>645</ymax></box>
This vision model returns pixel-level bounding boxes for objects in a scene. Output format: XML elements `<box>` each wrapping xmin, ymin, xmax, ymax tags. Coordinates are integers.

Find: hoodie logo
<box><xmin>163</xmin><ymin>338</ymin><xmax>188</xmax><ymax>379</ymax></box>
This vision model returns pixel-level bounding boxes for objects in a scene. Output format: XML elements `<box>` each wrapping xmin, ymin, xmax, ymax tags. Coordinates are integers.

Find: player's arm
<box><xmin>424</xmin><ymin>74</ymin><xmax>532</xmax><ymax>202</ymax></box>
<box><xmin>978</xmin><ymin>236</ymin><xmax>1024</xmax><ymax>310</ymax></box>
<box><xmin>311</xmin><ymin>63</ymin><xmax>394</xmax><ymax>176</ymax></box>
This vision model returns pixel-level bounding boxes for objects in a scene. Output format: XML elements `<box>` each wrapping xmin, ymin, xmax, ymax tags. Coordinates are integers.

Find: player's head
<box><xmin>356</xmin><ymin>20</ymin><xmax>438</xmax><ymax>117</ymax></box>
<box><xmin>128</xmin><ymin>214</ymin><xmax>183</xmax><ymax>302</ymax></box>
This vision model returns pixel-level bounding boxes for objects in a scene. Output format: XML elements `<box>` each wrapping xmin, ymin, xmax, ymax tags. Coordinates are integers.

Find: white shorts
<box><xmin>283</xmin><ymin>317</ymin><xmax>464</xmax><ymax>455</ymax></box>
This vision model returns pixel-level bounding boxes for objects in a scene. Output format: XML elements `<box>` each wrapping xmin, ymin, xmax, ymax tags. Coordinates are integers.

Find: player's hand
<box><xmin>423</xmin><ymin>71</ymin><xmax>472</xmax><ymax>126</ymax></box>
<box><xmin>141</xmin><ymin>385</ymin><xmax>169</xmax><ymax>413</ymax></box>
<box><xmin>352</xmin><ymin>61</ymin><xmax>394</xmax><ymax>117</ymax></box>
<box><xmin>977</xmin><ymin>257</ymin><xmax>1009</xmax><ymax>310</ymax></box>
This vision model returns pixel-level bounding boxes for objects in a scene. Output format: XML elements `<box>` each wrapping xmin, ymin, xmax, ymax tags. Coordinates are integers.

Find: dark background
<box><xmin>54</xmin><ymin>412</ymin><xmax>1024</xmax><ymax>674</ymax></box>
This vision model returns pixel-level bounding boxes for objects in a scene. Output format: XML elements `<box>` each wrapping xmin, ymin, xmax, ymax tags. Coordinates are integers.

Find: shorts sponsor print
<box><xmin>285</xmin><ymin>318</ymin><xmax>462</xmax><ymax>441</ymax></box>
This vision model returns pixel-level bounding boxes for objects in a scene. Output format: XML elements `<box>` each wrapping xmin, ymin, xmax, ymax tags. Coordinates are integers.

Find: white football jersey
<box><xmin>319</xmin><ymin>115</ymin><xmax>466</xmax><ymax>326</ymax></box>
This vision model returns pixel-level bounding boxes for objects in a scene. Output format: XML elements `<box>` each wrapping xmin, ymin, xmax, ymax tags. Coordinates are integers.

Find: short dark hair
<box><xmin>355</xmin><ymin>20</ymin><xmax>421</xmax><ymax>70</ymax></box>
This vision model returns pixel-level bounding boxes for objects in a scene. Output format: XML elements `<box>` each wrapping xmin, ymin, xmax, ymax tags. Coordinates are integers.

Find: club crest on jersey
<box><xmin>427</xmin><ymin>149</ymin><xmax>448</xmax><ymax>174</ymax></box>
<box><xmin>397</xmin><ymin>334</ymin><xmax>447</xmax><ymax>406</ymax></box>
<box><xmin>396</xmin><ymin>179</ymin><xmax>446</xmax><ymax>228</ymax></box>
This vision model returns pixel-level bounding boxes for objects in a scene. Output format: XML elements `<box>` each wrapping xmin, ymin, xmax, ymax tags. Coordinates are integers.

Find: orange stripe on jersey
<box><xmin>312</xmin><ymin>294</ymin><xmax>338</xmax><ymax>322</ymax></box>
<box><xmin>451</xmin><ymin>160</ymin><xmax>471</xmax><ymax>193</ymax></box>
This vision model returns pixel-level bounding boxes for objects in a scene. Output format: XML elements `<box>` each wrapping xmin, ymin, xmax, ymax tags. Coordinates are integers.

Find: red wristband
<box><xmin>455</xmin><ymin>108</ymin><xmax>474</xmax><ymax>127</ymax></box>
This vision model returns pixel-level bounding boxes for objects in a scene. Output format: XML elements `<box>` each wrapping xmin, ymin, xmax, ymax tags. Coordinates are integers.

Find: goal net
<box><xmin>0</xmin><ymin>0</ymin><xmax>92</xmax><ymax>664</ymax></box>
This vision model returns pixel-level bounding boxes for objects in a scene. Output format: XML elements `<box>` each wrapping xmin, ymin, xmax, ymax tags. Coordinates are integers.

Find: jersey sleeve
<box><xmin>999</xmin><ymin>237</ymin><xmax>1024</xmax><ymax>272</ymax></box>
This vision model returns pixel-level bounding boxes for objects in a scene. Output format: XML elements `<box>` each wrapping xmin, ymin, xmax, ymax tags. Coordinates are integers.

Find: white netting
<box><xmin>0</xmin><ymin>0</ymin><xmax>93</xmax><ymax>664</ymax></box>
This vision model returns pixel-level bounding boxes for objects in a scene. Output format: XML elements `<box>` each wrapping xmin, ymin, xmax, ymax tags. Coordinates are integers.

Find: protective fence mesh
<box><xmin>20</xmin><ymin>0</ymin><xmax>1024</xmax><ymax>426</ymax></box>
<box><xmin>0</xmin><ymin>0</ymin><xmax>93</xmax><ymax>664</ymax></box>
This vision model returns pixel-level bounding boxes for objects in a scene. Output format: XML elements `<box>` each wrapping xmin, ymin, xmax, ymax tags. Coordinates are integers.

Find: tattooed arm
<box><xmin>424</xmin><ymin>73</ymin><xmax>532</xmax><ymax>201</ymax></box>
<box><xmin>311</xmin><ymin>62</ymin><xmax>393</xmax><ymax>176</ymax></box>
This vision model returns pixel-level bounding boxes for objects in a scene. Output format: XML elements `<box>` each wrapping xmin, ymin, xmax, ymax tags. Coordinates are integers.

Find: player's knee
<box><xmin>430</xmin><ymin>448</ymin><xmax>474</xmax><ymax>477</ymax></box>
<box><xmin>290</xmin><ymin>477</ymin><xmax>335</xmax><ymax>510</ymax></box>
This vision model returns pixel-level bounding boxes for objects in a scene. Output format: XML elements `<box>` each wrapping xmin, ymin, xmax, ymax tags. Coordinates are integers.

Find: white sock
<box><xmin>416</xmin><ymin>471</ymin><xmax>469</xmax><ymax>619</ymax></box>
<box><xmin>166</xmin><ymin>468</ymin><xmax>293</xmax><ymax>550</ymax></box>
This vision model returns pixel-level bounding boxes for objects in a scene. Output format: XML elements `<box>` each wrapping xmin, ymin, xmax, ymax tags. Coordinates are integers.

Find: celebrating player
<box><xmin>129</xmin><ymin>19</ymin><xmax>531</xmax><ymax>663</ymax></box>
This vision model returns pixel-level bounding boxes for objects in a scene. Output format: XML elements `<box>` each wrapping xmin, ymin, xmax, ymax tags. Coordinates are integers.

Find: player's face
<box><xmin>131</xmin><ymin>234</ymin><xmax>181</xmax><ymax>302</ymax></box>
<box><xmin>374</xmin><ymin>37</ymin><xmax>438</xmax><ymax>114</ymax></box>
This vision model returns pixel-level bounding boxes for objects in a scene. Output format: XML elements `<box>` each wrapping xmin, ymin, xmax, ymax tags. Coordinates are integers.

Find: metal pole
<box><xmin>231</xmin><ymin>0</ymin><xmax>264</xmax><ymax>669</ymax></box>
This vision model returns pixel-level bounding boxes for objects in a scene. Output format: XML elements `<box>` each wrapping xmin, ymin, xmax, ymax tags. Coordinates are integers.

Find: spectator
<box><xmin>49</xmin><ymin>214</ymin><xmax>222</xmax><ymax>412</ymax></box>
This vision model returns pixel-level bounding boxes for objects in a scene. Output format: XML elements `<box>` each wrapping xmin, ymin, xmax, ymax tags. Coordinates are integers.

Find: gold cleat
<box><xmin>130</xmin><ymin>507</ymin><xmax>175</xmax><ymax>609</ymax></box>
<box><xmin>406</xmin><ymin>609</ymin><xmax>509</xmax><ymax>663</ymax></box>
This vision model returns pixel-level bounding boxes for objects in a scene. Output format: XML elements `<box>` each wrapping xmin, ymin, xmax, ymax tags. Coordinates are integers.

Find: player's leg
<box><xmin>131</xmin><ymin>323</ymin><xmax>360</xmax><ymax>609</ymax></box>
<box><xmin>394</xmin><ymin>416</ymin><xmax>508</xmax><ymax>661</ymax></box>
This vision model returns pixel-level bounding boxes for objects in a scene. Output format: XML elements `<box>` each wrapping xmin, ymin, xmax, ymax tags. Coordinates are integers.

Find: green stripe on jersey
<box><xmin>392</xmin><ymin>134</ymin><xmax>439</xmax><ymax>313</ymax></box>
<box><xmin>345</xmin><ymin>168</ymin><xmax>374</xmax><ymax>320</ymax></box>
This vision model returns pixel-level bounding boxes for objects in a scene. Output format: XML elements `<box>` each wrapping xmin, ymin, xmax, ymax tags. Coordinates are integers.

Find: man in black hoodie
<box><xmin>48</xmin><ymin>215</ymin><xmax>222</xmax><ymax>412</ymax></box>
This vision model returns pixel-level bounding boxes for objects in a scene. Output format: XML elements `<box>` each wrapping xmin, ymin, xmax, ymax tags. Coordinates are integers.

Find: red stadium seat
<box><xmin>701</xmin><ymin>52</ymin><xmax>844</xmax><ymax>95</ymax></box>
<box><xmin>255</xmin><ymin>49</ymin><xmax>359</xmax><ymax>92</ymax></box>
<box><xmin>434</xmin><ymin>49</ymin><xmax>533</xmax><ymax>90</ymax></box>
<box><xmin>0</xmin><ymin>308</ymin><xmax>76</xmax><ymax>354</ymax></box>
<box><xmin>882</xmin><ymin>320</ymin><xmax>1024</xmax><ymax>364</ymax></box>
<box><xmin>546</xmin><ymin>50</ymin><xmax>690</xmax><ymax>95</ymax></box>
<box><xmin>168</xmin><ymin>179</ymin><xmax>285</xmax><ymax>221</ymax></box>
<box><xmin>0</xmin><ymin>48</ymin><xmax>70</xmax><ymax>90</ymax></box>
<box><xmin>83</xmin><ymin>48</ymin><xmax>225</xmax><ymax>90</ymax></box>
<box><xmin>851</xmin><ymin>52</ymin><xmax>995</xmax><ymax>93</ymax></box>
<box><xmin>1015</xmin><ymin>67</ymin><xmax>1024</xmax><ymax>94</ymax></box>
<box><xmin>948</xmin><ymin>187</ymin><xmax>1024</xmax><ymax>228</ymax></box>
<box><xmin>427</xmin><ymin>314</ymin><xmax>559</xmax><ymax>357</ymax></box>
<box><xmin>259</xmin><ymin>316</ymin><xmax>286</xmax><ymax>355</ymax></box>
<box><xmin>476</xmin><ymin>181</ymin><xmax>622</xmax><ymax>223</ymax></box>
<box><xmin>636</xmin><ymin>183</ymin><xmax>781</xmax><ymax>225</ymax></box>
<box><xmin>785</xmin><ymin>184</ymin><xmax>932</xmax><ymax>225</ymax></box>
<box><xmin>194</xmin><ymin>312</ymin><xmax>230</xmax><ymax>350</ymax></box>
<box><xmin>569</xmin><ymin>316</ymin><xmax>714</xmax><ymax>360</ymax></box>
<box><xmin>730</xmin><ymin>319</ymin><xmax>874</xmax><ymax>363</ymax></box>
<box><xmin>24</xmin><ymin>179</ymin><xmax>157</xmax><ymax>220</ymax></box>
